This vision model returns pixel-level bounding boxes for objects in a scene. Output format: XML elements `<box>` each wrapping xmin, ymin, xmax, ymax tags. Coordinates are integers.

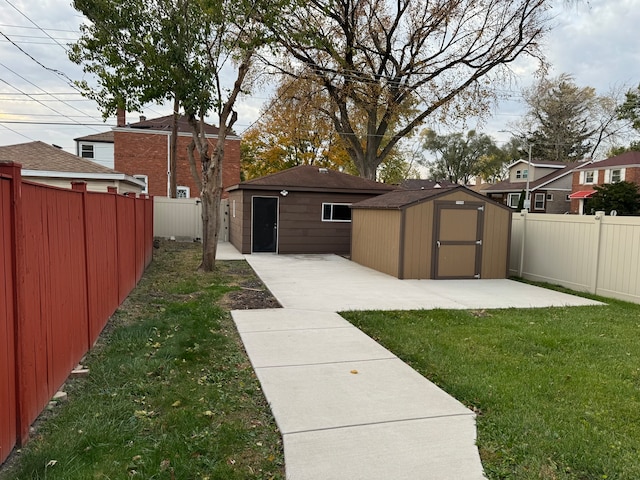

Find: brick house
<box><xmin>483</xmin><ymin>159</ymin><xmax>581</xmax><ymax>213</ymax></box>
<box><xmin>75</xmin><ymin>112</ymin><xmax>241</xmax><ymax>198</ymax></box>
<box><xmin>569</xmin><ymin>151</ymin><xmax>640</xmax><ymax>214</ymax></box>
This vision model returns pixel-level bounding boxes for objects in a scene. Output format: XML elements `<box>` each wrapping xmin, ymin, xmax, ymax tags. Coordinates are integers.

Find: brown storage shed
<box><xmin>351</xmin><ymin>185</ymin><xmax>512</xmax><ymax>279</ymax></box>
<box><xmin>227</xmin><ymin>165</ymin><xmax>395</xmax><ymax>254</ymax></box>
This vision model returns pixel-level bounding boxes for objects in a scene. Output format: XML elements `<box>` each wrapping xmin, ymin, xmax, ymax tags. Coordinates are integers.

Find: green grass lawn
<box><xmin>343</xmin><ymin>297</ymin><xmax>640</xmax><ymax>480</ymax></box>
<box><xmin>0</xmin><ymin>242</ymin><xmax>284</xmax><ymax>480</ymax></box>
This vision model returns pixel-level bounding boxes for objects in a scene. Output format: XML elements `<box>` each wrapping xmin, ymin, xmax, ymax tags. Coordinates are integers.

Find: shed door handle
<box><xmin>436</xmin><ymin>240</ymin><xmax>441</xmax><ymax>248</ymax></box>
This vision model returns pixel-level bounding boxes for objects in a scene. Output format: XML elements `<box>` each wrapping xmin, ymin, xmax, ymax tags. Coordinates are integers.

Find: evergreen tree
<box><xmin>589</xmin><ymin>181</ymin><xmax>640</xmax><ymax>215</ymax></box>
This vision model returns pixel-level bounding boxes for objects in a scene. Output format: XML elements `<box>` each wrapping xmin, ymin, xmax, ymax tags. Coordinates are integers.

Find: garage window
<box><xmin>322</xmin><ymin>203</ymin><xmax>351</xmax><ymax>222</ymax></box>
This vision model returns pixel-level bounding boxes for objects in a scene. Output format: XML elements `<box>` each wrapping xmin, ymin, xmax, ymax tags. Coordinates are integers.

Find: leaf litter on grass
<box><xmin>0</xmin><ymin>240</ymin><xmax>284</xmax><ymax>480</ymax></box>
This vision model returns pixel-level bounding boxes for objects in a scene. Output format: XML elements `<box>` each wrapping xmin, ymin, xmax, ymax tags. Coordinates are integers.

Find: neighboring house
<box><xmin>570</xmin><ymin>151</ymin><xmax>640</xmax><ymax>214</ymax></box>
<box><xmin>483</xmin><ymin>159</ymin><xmax>582</xmax><ymax>213</ymax></box>
<box><xmin>113</xmin><ymin>113</ymin><xmax>240</xmax><ymax>198</ymax></box>
<box><xmin>227</xmin><ymin>165</ymin><xmax>396</xmax><ymax>254</ymax></box>
<box><xmin>73</xmin><ymin>131</ymin><xmax>115</xmax><ymax>169</ymax></box>
<box><xmin>73</xmin><ymin>111</ymin><xmax>241</xmax><ymax>198</ymax></box>
<box><xmin>0</xmin><ymin>141</ymin><xmax>144</xmax><ymax>194</ymax></box>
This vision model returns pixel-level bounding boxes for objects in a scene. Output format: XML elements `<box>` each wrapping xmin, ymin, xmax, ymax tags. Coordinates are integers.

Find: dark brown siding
<box><xmin>228</xmin><ymin>191</ymin><xmax>246</xmax><ymax>253</ymax></box>
<box><xmin>236</xmin><ymin>189</ymin><xmax>384</xmax><ymax>254</ymax></box>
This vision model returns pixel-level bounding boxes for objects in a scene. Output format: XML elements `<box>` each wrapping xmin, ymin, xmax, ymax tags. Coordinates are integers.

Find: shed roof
<box><xmin>0</xmin><ymin>141</ymin><xmax>122</xmax><ymax>174</ymax></box>
<box><xmin>351</xmin><ymin>184</ymin><xmax>508</xmax><ymax>211</ymax></box>
<box><xmin>399</xmin><ymin>179</ymin><xmax>458</xmax><ymax>190</ymax></box>
<box><xmin>575</xmin><ymin>151</ymin><xmax>640</xmax><ymax>170</ymax></box>
<box><xmin>227</xmin><ymin>165</ymin><xmax>396</xmax><ymax>194</ymax></box>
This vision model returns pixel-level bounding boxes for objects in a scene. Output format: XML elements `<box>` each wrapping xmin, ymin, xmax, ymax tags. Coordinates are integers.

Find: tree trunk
<box><xmin>199</xmin><ymin>166</ymin><xmax>221</xmax><ymax>270</ymax></box>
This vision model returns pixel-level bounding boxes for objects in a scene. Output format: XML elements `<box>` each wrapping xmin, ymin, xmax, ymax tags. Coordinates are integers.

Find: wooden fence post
<box><xmin>72</xmin><ymin>182</ymin><xmax>93</xmax><ymax>348</ymax></box>
<box><xmin>0</xmin><ymin>162</ymin><xmax>29</xmax><ymax>445</ymax></box>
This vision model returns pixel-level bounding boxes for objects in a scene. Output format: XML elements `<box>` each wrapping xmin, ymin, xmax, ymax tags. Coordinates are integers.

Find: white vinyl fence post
<box><xmin>518</xmin><ymin>209</ymin><xmax>527</xmax><ymax>277</ymax></box>
<box><xmin>590</xmin><ymin>211</ymin><xmax>605</xmax><ymax>295</ymax></box>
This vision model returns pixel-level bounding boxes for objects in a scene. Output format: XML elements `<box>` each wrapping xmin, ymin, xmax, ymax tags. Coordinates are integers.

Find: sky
<box><xmin>0</xmin><ymin>0</ymin><xmax>639</xmax><ymax>157</ymax></box>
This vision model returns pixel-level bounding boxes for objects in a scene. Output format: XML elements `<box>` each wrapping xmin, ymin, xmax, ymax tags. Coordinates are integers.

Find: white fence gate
<box><xmin>510</xmin><ymin>211</ymin><xmax>640</xmax><ymax>303</ymax></box>
<box><xmin>154</xmin><ymin>197</ymin><xmax>229</xmax><ymax>242</ymax></box>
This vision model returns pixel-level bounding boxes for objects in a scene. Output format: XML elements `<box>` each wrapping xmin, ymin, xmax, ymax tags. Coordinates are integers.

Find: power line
<box><xmin>0</xmin><ymin>62</ymin><xmax>101</xmax><ymax>126</ymax></box>
<box><xmin>0</xmin><ymin>30</ymin><xmax>78</xmax><ymax>88</ymax></box>
<box><xmin>0</xmin><ymin>120</ymin><xmax>114</xmax><ymax>126</ymax></box>
<box><xmin>0</xmin><ymin>122</ymin><xmax>35</xmax><ymax>141</ymax></box>
<box><xmin>0</xmin><ymin>77</ymin><xmax>100</xmax><ymax>130</ymax></box>
<box><xmin>3</xmin><ymin>0</ymin><xmax>71</xmax><ymax>52</ymax></box>
<box><xmin>0</xmin><ymin>23</ymin><xmax>79</xmax><ymax>34</ymax></box>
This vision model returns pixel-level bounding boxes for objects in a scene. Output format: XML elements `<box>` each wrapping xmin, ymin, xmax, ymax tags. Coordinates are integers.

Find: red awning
<box><xmin>569</xmin><ymin>190</ymin><xmax>596</xmax><ymax>199</ymax></box>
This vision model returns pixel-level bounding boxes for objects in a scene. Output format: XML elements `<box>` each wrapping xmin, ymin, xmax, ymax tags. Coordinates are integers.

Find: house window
<box><xmin>81</xmin><ymin>144</ymin><xmax>94</xmax><ymax>159</ymax></box>
<box><xmin>133</xmin><ymin>174</ymin><xmax>148</xmax><ymax>194</ymax></box>
<box><xmin>515</xmin><ymin>170</ymin><xmax>528</xmax><ymax>179</ymax></box>
<box><xmin>584</xmin><ymin>171</ymin><xmax>594</xmax><ymax>184</ymax></box>
<box><xmin>507</xmin><ymin>193</ymin><xmax>521</xmax><ymax>208</ymax></box>
<box><xmin>610</xmin><ymin>169</ymin><xmax>622</xmax><ymax>183</ymax></box>
<box><xmin>322</xmin><ymin>203</ymin><xmax>352</xmax><ymax>222</ymax></box>
<box><xmin>177</xmin><ymin>186</ymin><xmax>190</xmax><ymax>198</ymax></box>
<box><xmin>546</xmin><ymin>193</ymin><xmax>554</xmax><ymax>201</ymax></box>
<box><xmin>534</xmin><ymin>193</ymin><xmax>545</xmax><ymax>210</ymax></box>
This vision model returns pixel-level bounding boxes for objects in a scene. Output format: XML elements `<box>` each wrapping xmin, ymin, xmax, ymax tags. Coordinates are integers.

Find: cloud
<box><xmin>1</xmin><ymin>0</ymin><xmax>638</xmax><ymax>156</ymax></box>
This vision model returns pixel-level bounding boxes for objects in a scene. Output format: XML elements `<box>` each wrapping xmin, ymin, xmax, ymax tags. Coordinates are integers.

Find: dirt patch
<box><xmin>218</xmin><ymin>261</ymin><xmax>282</xmax><ymax>310</ymax></box>
<box><xmin>222</xmin><ymin>287</ymin><xmax>281</xmax><ymax>310</ymax></box>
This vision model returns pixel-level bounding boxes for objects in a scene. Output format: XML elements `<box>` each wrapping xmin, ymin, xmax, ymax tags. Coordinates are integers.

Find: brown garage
<box><xmin>351</xmin><ymin>185</ymin><xmax>512</xmax><ymax>279</ymax></box>
<box><xmin>227</xmin><ymin>165</ymin><xmax>395</xmax><ymax>254</ymax></box>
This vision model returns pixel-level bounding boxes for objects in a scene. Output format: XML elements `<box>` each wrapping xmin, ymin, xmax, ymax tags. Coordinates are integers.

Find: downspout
<box><xmin>166</xmin><ymin>135</ymin><xmax>171</xmax><ymax>197</ymax></box>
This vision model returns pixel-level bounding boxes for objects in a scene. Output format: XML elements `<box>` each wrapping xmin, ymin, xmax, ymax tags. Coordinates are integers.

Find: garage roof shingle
<box><xmin>228</xmin><ymin>165</ymin><xmax>396</xmax><ymax>193</ymax></box>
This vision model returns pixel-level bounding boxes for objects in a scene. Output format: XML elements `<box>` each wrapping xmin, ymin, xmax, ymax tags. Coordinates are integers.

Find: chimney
<box><xmin>139</xmin><ymin>115</ymin><xmax>146</xmax><ymax>122</ymax></box>
<box><xmin>116</xmin><ymin>107</ymin><xmax>126</xmax><ymax>127</ymax></box>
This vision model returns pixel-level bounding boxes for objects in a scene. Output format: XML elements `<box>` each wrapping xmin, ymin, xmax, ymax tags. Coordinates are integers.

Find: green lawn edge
<box><xmin>1</xmin><ymin>242</ymin><xmax>284</xmax><ymax>480</ymax></box>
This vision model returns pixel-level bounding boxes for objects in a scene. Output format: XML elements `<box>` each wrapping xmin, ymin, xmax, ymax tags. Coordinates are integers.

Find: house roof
<box><xmin>227</xmin><ymin>165</ymin><xmax>396</xmax><ymax>194</ymax></box>
<box><xmin>507</xmin><ymin>159</ymin><xmax>568</xmax><ymax>169</ymax></box>
<box><xmin>74</xmin><ymin>131</ymin><xmax>114</xmax><ymax>143</ymax></box>
<box><xmin>123</xmin><ymin>114</ymin><xmax>221</xmax><ymax>135</ymax></box>
<box><xmin>484</xmin><ymin>161</ymin><xmax>583</xmax><ymax>194</ymax></box>
<box><xmin>576</xmin><ymin>151</ymin><xmax>640</xmax><ymax>170</ymax></box>
<box><xmin>0</xmin><ymin>141</ymin><xmax>123</xmax><ymax>174</ymax></box>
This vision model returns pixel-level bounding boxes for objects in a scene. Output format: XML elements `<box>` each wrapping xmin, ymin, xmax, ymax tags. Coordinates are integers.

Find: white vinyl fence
<box><xmin>154</xmin><ymin>197</ymin><xmax>229</xmax><ymax>242</ymax></box>
<box><xmin>510</xmin><ymin>211</ymin><xmax>640</xmax><ymax>303</ymax></box>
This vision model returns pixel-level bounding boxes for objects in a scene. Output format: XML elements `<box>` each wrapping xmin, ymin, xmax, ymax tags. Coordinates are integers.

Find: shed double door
<box><xmin>433</xmin><ymin>201</ymin><xmax>484</xmax><ymax>279</ymax></box>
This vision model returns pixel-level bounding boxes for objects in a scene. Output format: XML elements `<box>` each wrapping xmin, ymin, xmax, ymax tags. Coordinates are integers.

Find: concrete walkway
<box><xmin>245</xmin><ymin>253</ymin><xmax>601</xmax><ymax>311</ymax></box>
<box><xmin>233</xmin><ymin>308</ymin><xmax>486</xmax><ymax>479</ymax></box>
<box><xmin>220</xmin><ymin>245</ymin><xmax>602</xmax><ymax>479</ymax></box>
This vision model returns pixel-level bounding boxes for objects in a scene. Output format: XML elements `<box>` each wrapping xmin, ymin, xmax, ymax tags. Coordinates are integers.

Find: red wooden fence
<box><xmin>0</xmin><ymin>173</ymin><xmax>17</xmax><ymax>468</ymax></box>
<box><xmin>0</xmin><ymin>163</ymin><xmax>154</xmax><ymax>465</ymax></box>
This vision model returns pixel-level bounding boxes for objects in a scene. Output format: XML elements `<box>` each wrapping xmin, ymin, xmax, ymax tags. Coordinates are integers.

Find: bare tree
<box><xmin>265</xmin><ymin>0</ymin><xmax>555</xmax><ymax>179</ymax></box>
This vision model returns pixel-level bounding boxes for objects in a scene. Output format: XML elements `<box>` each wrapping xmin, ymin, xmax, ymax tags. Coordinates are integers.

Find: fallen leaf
<box><xmin>350</xmin><ymin>370</ymin><xmax>358</xmax><ymax>374</ymax></box>
<box><xmin>172</xmin><ymin>400</ymin><xmax>181</xmax><ymax>407</ymax></box>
